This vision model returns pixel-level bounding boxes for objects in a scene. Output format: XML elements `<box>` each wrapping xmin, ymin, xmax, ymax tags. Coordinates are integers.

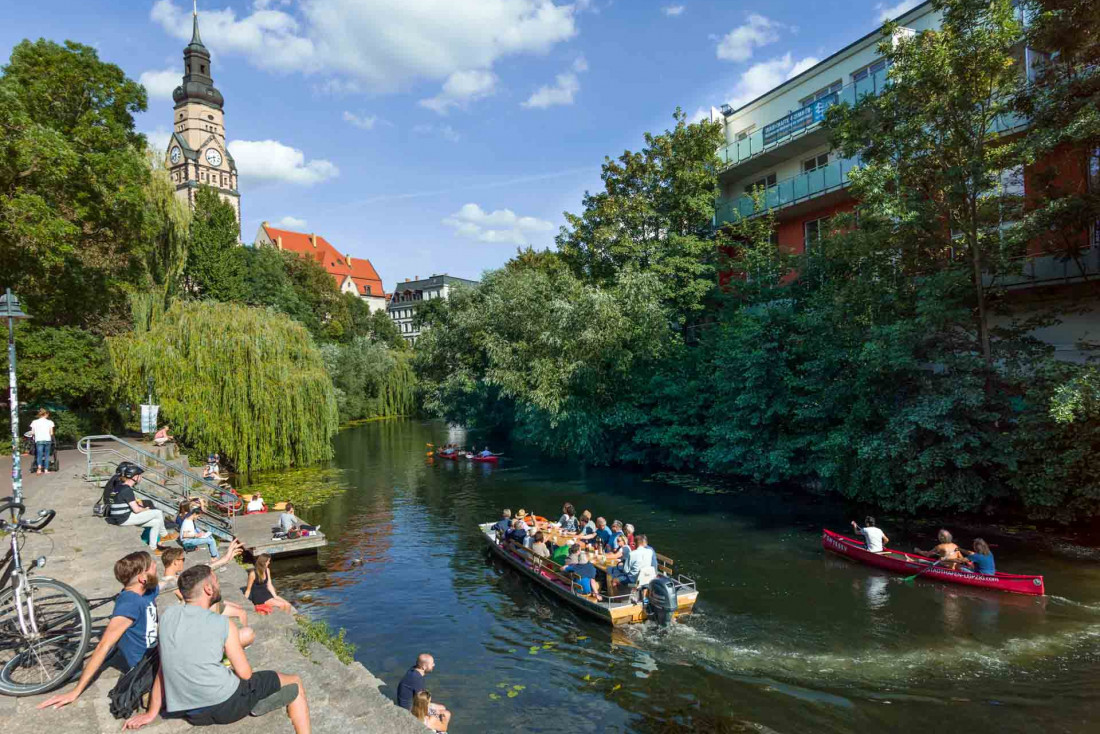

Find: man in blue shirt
<box><xmin>491</xmin><ymin>509</ymin><xmax>512</xmax><ymax>538</ymax></box>
<box><xmin>564</xmin><ymin>552</ymin><xmax>601</xmax><ymax>601</ymax></box>
<box><xmin>396</xmin><ymin>654</ymin><xmax>451</xmax><ymax>728</ymax></box>
<box><xmin>594</xmin><ymin>517</ymin><xmax>613</xmax><ymax>549</ymax></box>
<box><xmin>38</xmin><ymin>551</ymin><xmax>160</xmax><ymax>711</ymax></box>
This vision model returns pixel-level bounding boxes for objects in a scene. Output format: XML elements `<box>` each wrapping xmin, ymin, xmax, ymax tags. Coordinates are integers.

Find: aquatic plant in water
<box><xmin>240</xmin><ymin>466</ymin><xmax>349</xmax><ymax>509</ymax></box>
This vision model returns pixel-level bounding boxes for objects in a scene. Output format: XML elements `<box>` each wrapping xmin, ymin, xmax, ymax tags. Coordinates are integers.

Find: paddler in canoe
<box><xmin>913</xmin><ymin>529</ymin><xmax>966</xmax><ymax>569</ymax></box>
<box><xmin>850</xmin><ymin>517</ymin><xmax>889</xmax><ymax>553</ymax></box>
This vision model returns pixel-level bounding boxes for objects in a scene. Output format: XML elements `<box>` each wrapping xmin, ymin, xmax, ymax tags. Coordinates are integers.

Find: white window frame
<box><xmin>744</xmin><ymin>172</ymin><xmax>777</xmax><ymax>195</ymax></box>
<box><xmin>851</xmin><ymin>58</ymin><xmax>888</xmax><ymax>83</ymax></box>
<box><xmin>804</xmin><ymin>217</ymin><xmax>827</xmax><ymax>250</ymax></box>
<box><xmin>798</xmin><ymin>81</ymin><xmax>842</xmax><ymax>108</ymax></box>
<box><xmin>801</xmin><ymin>153</ymin><xmax>830</xmax><ymax>174</ymax></box>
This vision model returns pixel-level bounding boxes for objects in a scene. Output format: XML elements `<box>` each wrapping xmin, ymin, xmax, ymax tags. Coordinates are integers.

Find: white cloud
<box><xmin>275</xmin><ymin>215</ymin><xmax>308</xmax><ymax>228</ymax></box>
<box><xmin>522</xmin><ymin>55</ymin><xmax>587</xmax><ymax>109</ymax></box>
<box><xmin>725</xmin><ymin>53</ymin><xmax>820</xmax><ymax>109</ymax></box>
<box><xmin>226</xmin><ymin>139</ymin><xmax>339</xmax><ymax>185</ymax></box>
<box><xmin>443</xmin><ymin>203</ymin><xmax>554</xmax><ymax>245</ymax></box>
<box><xmin>876</xmin><ymin>0</ymin><xmax>922</xmax><ymax>22</ymax></box>
<box><xmin>144</xmin><ymin>126</ymin><xmax>173</xmax><ymax>154</ymax></box>
<box><xmin>420</xmin><ymin>69</ymin><xmax>498</xmax><ymax>114</ymax></box>
<box><xmin>716</xmin><ymin>14</ymin><xmax>782</xmax><ymax>63</ymax></box>
<box><xmin>663</xmin><ymin>5</ymin><xmax>686</xmax><ymax>16</ymax></box>
<box><xmin>412</xmin><ymin>124</ymin><xmax>461</xmax><ymax>142</ymax></box>
<box><xmin>342</xmin><ymin>111</ymin><xmax>378</xmax><ymax>130</ymax></box>
<box><xmin>139</xmin><ymin>67</ymin><xmax>180</xmax><ymax>100</ymax></box>
<box><xmin>689</xmin><ymin>107</ymin><xmax>710</xmax><ymax>124</ymax></box>
<box><xmin>152</xmin><ymin>0</ymin><xmax>580</xmax><ymax>93</ymax></box>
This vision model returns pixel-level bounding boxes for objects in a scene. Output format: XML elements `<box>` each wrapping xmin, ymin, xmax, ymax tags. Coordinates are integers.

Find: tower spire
<box><xmin>190</xmin><ymin>1</ymin><xmax>203</xmax><ymax>46</ymax></box>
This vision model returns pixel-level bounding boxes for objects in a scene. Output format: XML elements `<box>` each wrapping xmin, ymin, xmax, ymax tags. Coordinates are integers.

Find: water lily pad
<box><xmin>611</xmin><ymin>684</ymin><xmax>621</xmax><ymax>692</ymax></box>
<box><xmin>507</xmin><ymin>690</ymin><xmax>519</xmax><ymax>698</ymax></box>
<box><xmin>577</xmin><ymin>636</ymin><xmax>588</xmax><ymax>641</ymax></box>
<box><xmin>528</xmin><ymin>650</ymin><xmax>539</xmax><ymax>655</ymax></box>
<box><xmin>583</xmin><ymin>674</ymin><xmax>591</xmax><ymax>681</ymax></box>
<box><xmin>497</xmin><ymin>683</ymin><xmax>509</xmax><ymax>689</ymax></box>
<box><xmin>542</xmin><ymin>644</ymin><xmax>553</xmax><ymax>649</ymax></box>
<box><xmin>513</xmin><ymin>685</ymin><xmax>526</xmax><ymax>691</ymax></box>
<box><xmin>489</xmin><ymin>693</ymin><xmax>500</xmax><ymax>700</ymax></box>
<box><xmin>507</xmin><ymin>648</ymin><xmax>517</xmax><ymax>653</ymax></box>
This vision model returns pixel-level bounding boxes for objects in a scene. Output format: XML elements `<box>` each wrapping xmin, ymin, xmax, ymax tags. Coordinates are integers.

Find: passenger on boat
<box><xmin>504</xmin><ymin>519</ymin><xmax>528</xmax><ymax>546</ymax></box>
<box><xmin>604</xmin><ymin>520</ymin><xmax>631</xmax><ymax>563</ymax></box>
<box><xmin>515</xmin><ymin>509</ymin><xmax>531</xmax><ymax>532</ymax></box>
<box><xmin>478</xmin><ymin>447</ymin><xmax>493</xmax><ymax>458</ymax></box>
<box><xmin>624</xmin><ymin>523</ymin><xmax>636</xmax><ymax>550</ymax></box>
<box><xmin>550</xmin><ymin>537</ymin><xmax>573</xmax><ymax>565</ymax></box>
<box><xmin>914</xmin><ymin>529</ymin><xmax>965</xmax><ymax>566</ymax></box>
<box><xmin>961</xmin><ymin>538</ymin><xmax>996</xmax><ymax>574</ymax></box>
<box><xmin>531</xmin><ymin>531</ymin><xmax>550</xmax><ymax>558</ymax></box>
<box><xmin>246</xmin><ymin>492</ymin><xmax>265</xmax><ymax>513</ymax></box>
<box><xmin>611</xmin><ymin>533</ymin><xmax>657</xmax><ymax>587</ymax></box>
<box><xmin>492</xmin><ymin>509</ymin><xmax>512</xmax><ymax>539</ymax></box>
<box><xmin>594</xmin><ymin>517</ymin><xmax>613</xmax><ymax>549</ymax></box>
<box><xmin>558</xmin><ymin>503</ymin><xmax>579</xmax><ymax>533</ymax></box>
<box><xmin>397</xmin><ymin>654</ymin><xmax>451</xmax><ymax>721</ymax></box>
<box><xmin>575</xmin><ymin>510</ymin><xmax>597</xmax><ymax>541</ymax></box>
<box><xmin>851</xmin><ymin>516</ymin><xmax>889</xmax><ymax>553</ymax></box>
<box><xmin>412</xmin><ymin>690</ymin><xmax>450</xmax><ymax>732</ymax></box>
<box><xmin>563</xmin><ymin>551</ymin><xmax>601</xmax><ymax>601</ymax></box>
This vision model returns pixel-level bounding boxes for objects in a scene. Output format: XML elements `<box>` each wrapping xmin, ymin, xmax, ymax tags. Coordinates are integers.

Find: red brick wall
<box><xmin>1024</xmin><ymin>145</ymin><xmax>1090</xmax><ymax>256</ymax></box>
<box><xmin>776</xmin><ymin>198</ymin><xmax>857</xmax><ymax>253</ymax></box>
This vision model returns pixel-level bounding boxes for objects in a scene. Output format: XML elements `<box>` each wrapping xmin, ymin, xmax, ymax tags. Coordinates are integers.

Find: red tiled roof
<box><xmin>262</xmin><ymin>225</ymin><xmax>384</xmax><ymax>298</ymax></box>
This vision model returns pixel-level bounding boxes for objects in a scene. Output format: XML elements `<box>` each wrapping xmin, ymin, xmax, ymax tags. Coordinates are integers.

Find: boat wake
<box><xmin>616</xmin><ymin>615</ymin><xmax>1100</xmax><ymax>690</ymax></box>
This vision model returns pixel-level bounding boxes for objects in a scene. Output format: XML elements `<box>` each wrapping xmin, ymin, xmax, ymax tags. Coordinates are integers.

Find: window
<box><xmin>852</xmin><ymin>58</ymin><xmax>887</xmax><ymax>83</ymax></box>
<box><xmin>804</xmin><ymin>218</ymin><xmax>827</xmax><ymax>250</ymax></box>
<box><xmin>798</xmin><ymin>81</ymin><xmax>842</xmax><ymax>108</ymax></box>
<box><xmin>207</xmin><ymin>114</ymin><xmax>214</xmax><ymax>121</ymax></box>
<box><xmin>802</xmin><ymin>153</ymin><xmax>830</xmax><ymax>174</ymax></box>
<box><xmin>744</xmin><ymin>172</ymin><xmax>777</xmax><ymax>194</ymax></box>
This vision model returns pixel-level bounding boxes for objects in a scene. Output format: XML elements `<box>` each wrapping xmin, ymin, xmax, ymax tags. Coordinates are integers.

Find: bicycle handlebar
<box><xmin>24</xmin><ymin>509</ymin><xmax>56</xmax><ymax>532</ymax></box>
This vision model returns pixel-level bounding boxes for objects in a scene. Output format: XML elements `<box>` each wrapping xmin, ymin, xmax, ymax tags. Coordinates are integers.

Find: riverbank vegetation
<box><xmin>0</xmin><ymin>38</ymin><xmax>412</xmax><ymax>464</ymax></box>
<box><xmin>417</xmin><ymin>0</ymin><xmax>1100</xmax><ymax>522</ymax></box>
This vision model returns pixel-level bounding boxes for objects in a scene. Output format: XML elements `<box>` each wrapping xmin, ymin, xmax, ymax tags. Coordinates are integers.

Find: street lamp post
<box><xmin>2</xmin><ymin>288</ymin><xmax>31</xmax><ymax>506</ymax></box>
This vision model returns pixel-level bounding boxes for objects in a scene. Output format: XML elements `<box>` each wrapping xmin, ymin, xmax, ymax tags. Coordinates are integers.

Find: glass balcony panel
<box><xmin>792</xmin><ymin>173</ymin><xmax>809</xmax><ymax>200</ymax></box>
<box><xmin>714</xmin><ymin>156</ymin><xmax>861</xmax><ymax>225</ymax></box>
<box><xmin>823</xmin><ymin>161</ymin><xmax>842</xmax><ymax>189</ymax></box>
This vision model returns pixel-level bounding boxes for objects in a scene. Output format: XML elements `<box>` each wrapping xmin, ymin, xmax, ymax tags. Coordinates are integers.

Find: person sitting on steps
<box><xmin>124</xmin><ymin>564</ymin><xmax>310</xmax><ymax>731</ymax></box>
<box><xmin>179</xmin><ymin>505</ymin><xmax>220</xmax><ymax>559</ymax></box>
<box><xmin>37</xmin><ymin>551</ymin><xmax>162</xmax><ymax>712</ymax></box>
<box><xmin>153</xmin><ymin>425</ymin><xmax>174</xmax><ymax>447</ymax></box>
<box><xmin>109</xmin><ymin>465</ymin><xmax>176</xmax><ymax>553</ymax></box>
<box><xmin>245</xmin><ymin>554</ymin><xmax>295</xmax><ymax>613</ymax></box>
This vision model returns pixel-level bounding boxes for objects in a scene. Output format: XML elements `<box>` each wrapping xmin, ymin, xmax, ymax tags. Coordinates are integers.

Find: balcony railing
<box><xmin>715</xmin><ymin>156</ymin><xmax>862</xmax><ymax>225</ymax></box>
<box><xmin>718</xmin><ymin>67</ymin><xmax>889</xmax><ymax>170</ymax></box>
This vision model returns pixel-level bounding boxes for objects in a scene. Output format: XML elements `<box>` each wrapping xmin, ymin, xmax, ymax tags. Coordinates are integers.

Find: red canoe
<box><xmin>436</xmin><ymin>452</ymin><xmax>462</xmax><ymax>461</ymax></box>
<box><xmin>822</xmin><ymin>529</ymin><xmax>1045</xmax><ymax>596</ymax></box>
<box><xmin>468</xmin><ymin>455</ymin><xmax>499</xmax><ymax>463</ymax></box>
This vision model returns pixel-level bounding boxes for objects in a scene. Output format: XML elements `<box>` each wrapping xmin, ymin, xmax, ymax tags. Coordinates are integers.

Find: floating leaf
<box><xmin>577</xmin><ymin>636</ymin><xmax>588</xmax><ymax>641</ymax></box>
<box><xmin>507</xmin><ymin>690</ymin><xmax>519</xmax><ymax>698</ymax></box>
<box><xmin>611</xmin><ymin>684</ymin><xmax>621</xmax><ymax>692</ymax></box>
<box><xmin>489</xmin><ymin>693</ymin><xmax>500</xmax><ymax>700</ymax></box>
<box><xmin>507</xmin><ymin>648</ymin><xmax>517</xmax><ymax>653</ymax></box>
<box><xmin>542</xmin><ymin>644</ymin><xmax>553</xmax><ymax>649</ymax></box>
<box><xmin>528</xmin><ymin>650</ymin><xmax>539</xmax><ymax>655</ymax></box>
<box><xmin>583</xmin><ymin>674</ymin><xmax>591</xmax><ymax>681</ymax></box>
<box><xmin>497</xmin><ymin>683</ymin><xmax>509</xmax><ymax>689</ymax></box>
<box><xmin>513</xmin><ymin>685</ymin><xmax>525</xmax><ymax>691</ymax></box>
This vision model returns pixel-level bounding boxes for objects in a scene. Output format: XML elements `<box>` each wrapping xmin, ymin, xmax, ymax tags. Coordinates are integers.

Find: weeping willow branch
<box><xmin>109</xmin><ymin>300</ymin><xmax>339</xmax><ymax>471</ymax></box>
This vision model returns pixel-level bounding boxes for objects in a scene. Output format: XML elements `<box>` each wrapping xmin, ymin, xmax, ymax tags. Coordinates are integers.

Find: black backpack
<box><xmin>108</xmin><ymin>646</ymin><xmax>159</xmax><ymax>719</ymax></box>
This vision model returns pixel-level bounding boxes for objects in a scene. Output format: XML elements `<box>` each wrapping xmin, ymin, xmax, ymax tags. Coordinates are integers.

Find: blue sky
<box><xmin>2</xmin><ymin>0</ymin><xmax>919</xmax><ymax>286</ymax></box>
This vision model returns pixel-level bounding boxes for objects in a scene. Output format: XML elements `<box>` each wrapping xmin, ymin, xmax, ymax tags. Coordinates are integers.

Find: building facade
<box><xmin>709</xmin><ymin>0</ymin><xmax>1098</xmax><ymax>360</ymax></box>
<box><xmin>164</xmin><ymin>7</ymin><xmax>241</xmax><ymax>229</ymax></box>
<box><xmin>254</xmin><ymin>224</ymin><xmax>388</xmax><ymax>312</ymax></box>
<box><xmin>388</xmin><ymin>274</ymin><xmax>479</xmax><ymax>344</ymax></box>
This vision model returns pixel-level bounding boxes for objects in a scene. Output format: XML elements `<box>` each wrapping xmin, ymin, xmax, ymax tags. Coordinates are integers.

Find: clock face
<box><xmin>205</xmin><ymin>148</ymin><xmax>223</xmax><ymax>167</ymax></box>
<box><xmin>169</xmin><ymin>147</ymin><xmax>181</xmax><ymax>164</ymax></box>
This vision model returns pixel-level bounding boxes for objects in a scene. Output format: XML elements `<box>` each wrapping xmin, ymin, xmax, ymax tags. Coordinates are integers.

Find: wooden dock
<box><xmin>231</xmin><ymin>512</ymin><xmax>327</xmax><ymax>558</ymax></box>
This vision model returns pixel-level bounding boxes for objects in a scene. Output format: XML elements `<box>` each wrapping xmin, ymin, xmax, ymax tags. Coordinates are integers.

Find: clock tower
<box><xmin>165</xmin><ymin>3</ymin><xmax>241</xmax><ymax>230</ymax></box>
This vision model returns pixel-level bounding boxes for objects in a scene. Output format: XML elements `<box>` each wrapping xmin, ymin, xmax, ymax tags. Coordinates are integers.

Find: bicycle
<box><xmin>0</xmin><ymin>496</ymin><xmax>92</xmax><ymax>696</ymax></box>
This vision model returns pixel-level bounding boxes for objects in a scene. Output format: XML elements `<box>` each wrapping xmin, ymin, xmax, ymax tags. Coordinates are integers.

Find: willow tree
<box><xmin>109</xmin><ymin>300</ymin><xmax>339</xmax><ymax>471</ymax></box>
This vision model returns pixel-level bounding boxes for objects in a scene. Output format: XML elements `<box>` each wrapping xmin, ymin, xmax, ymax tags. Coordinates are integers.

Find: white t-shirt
<box><xmin>30</xmin><ymin>417</ymin><xmax>55</xmax><ymax>443</ymax></box>
<box><xmin>181</xmin><ymin>517</ymin><xmax>199</xmax><ymax>537</ymax></box>
<box><xmin>860</xmin><ymin>526</ymin><xmax>886</xmax><ymax>552</ymax></box>
<box><xmin>246</xmin><ymin>498</ymin><xmax>264</xmax><ymax>512</ymax></box>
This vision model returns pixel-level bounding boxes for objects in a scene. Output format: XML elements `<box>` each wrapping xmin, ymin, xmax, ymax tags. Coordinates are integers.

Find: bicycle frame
<box><xmin>1</xmin><ymin>508</ymin><xmax>42</xmax><ymax>642</ymax></box>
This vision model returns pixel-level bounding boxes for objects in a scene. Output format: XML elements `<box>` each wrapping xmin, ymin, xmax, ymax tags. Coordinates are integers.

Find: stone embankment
<box><xmin>0</xmin><ymin>450</ymin><xmax>425</xmax><ymax>734</ymax></box>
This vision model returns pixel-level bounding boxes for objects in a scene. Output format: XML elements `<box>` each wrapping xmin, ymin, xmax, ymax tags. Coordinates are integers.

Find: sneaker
<box><xmin>160</xmin><ymin>532</ymin><xmax>179</xmax><ymax>542</ymax></box>
<box><xmin>250</xmin><ymin>684</ymin><xmax>299</xmax><ymax>717</ymax></box>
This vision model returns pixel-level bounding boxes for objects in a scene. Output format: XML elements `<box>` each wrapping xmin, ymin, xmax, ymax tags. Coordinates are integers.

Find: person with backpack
<box><xmin>107</xmin><ymin>465</ymin><xmax>175</xmax><ymax>553</ymax></box>
<box><xmin>37</xmin><ymin>551</ymin><xmax>162</xmax><ymax>712</ymax></box>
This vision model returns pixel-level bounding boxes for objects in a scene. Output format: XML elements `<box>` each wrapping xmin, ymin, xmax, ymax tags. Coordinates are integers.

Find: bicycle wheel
<box><xmin>0</xmin><ymin>577</ymin><xmax>92</xmax><ymax>696</ymax></box>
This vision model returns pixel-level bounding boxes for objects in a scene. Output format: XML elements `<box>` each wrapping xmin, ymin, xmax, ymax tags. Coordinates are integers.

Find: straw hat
<box><xmin>516</xmin><ymin>509</ymin><xmax>527</xmax><ymax>519</ymax></box>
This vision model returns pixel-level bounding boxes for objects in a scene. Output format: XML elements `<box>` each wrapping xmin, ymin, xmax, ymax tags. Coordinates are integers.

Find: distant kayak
<box><xmin>435</xmin><ymin>452</ymin><xmax>462</xmax><ymax>461</ymax></box>
<box><xmin>823</xmin><ymin>529</ymin><xmax>1045</xmax><ymax>596</ymax></box>
<box><xmin>468</xmin><ymin>454</ymin><xmax>499</xmax><ymax>463</ymax></box>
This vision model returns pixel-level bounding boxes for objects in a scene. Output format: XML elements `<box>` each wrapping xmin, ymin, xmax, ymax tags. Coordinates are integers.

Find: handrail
<box><xmin>78</xmin><ymin>435</ymin><xmax>234</xmax><ymax>540</ymax></box>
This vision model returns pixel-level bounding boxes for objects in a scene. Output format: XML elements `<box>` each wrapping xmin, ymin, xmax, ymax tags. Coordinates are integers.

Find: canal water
<box><xmin>272</xmin><ymin>420</ymin><xmax>1100</xmax><ymax>733</ymax></box>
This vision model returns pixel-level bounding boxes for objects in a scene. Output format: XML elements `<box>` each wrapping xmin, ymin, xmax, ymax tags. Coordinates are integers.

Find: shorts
<box><xmin>184</xmin><ymin>670</ymin><xmax>282</xmax><ymax>725</ymax></box>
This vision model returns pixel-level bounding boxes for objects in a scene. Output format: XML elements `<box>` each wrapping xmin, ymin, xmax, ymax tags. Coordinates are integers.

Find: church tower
<box><xmin>165</xmin><ymin>3</ymin><xmax>241</xmax><ymax>229</ymax></box>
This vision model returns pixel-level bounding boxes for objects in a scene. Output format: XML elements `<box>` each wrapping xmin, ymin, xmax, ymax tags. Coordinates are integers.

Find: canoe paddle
<box><xmin>903</xmin><ymin>558</ymin><xmax>945</xmax><ymax>583</ymax></box>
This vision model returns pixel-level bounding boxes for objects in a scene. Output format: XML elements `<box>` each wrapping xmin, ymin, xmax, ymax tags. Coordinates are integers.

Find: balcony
<box><xmin>715</xmin><ymin>156</ymin><xmax>861</xmax><ymax>226</ymax></box>
<box><xmin>717</xmin><ymin>67</ymin><xmax>889</xmax><ymax>171</ymax></box>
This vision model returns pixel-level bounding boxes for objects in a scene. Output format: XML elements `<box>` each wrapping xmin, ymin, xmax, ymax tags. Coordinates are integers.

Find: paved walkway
<box><xmin>1</xmin><ymin>450</ymin><xmax>425</xmax><ymax>734</ymax></box>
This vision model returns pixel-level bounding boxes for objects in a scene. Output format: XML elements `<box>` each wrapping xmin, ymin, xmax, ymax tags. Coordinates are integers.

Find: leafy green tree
<box><xmin>0</xmin><ymin>39</ymin><xmax>152</xmax><ymax>333</ymax></box>
<box><xmin>322</xmin><ymin>337</ymin><xmax>416</xmax><ymax>421</ymax></box>
<box><xmin>185</xmin><ymin>186</ymin><xmax>243</xmax><ymax>300</ymax></box>
<box><xmin>557</xmin><ymin>109</ymin><xmax>724</xmax><ymax>321</ymax></box>
<box><xmin>829</xmin><ymin>0</ymin><xmax>1026</xmax><ymax>370</ymax></box>
<box><xmin>109</xmin><ymin>300</ymin><xmax>338</xmax><ymax>471</ymax></box>
<box><xmin>280</xmin><ymin>248</ymin><xmax>351</xmax><ymax>342</ymax></box>
<box><xmin>142</xmin><ymin>158</ymin><xmax>191</xmax><ymax>297</ymax></box>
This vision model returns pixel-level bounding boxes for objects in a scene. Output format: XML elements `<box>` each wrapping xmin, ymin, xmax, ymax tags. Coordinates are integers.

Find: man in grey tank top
<box><xmin>123</xmin><ymin>564</ymin><xmax>312</xmax><ymax>732</ymax></box>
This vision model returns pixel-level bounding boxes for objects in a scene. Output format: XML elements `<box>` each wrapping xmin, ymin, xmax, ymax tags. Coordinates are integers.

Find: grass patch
<box><xmin>294</xmin><ymin>615</ymin><xmax>356</xmax><ymax>665</ymax></box>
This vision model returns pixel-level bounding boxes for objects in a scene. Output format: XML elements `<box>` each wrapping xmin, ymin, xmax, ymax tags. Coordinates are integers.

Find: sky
<box><xmin>2</xmin><ymin>0</ymin><xmax>922</xmax><ymax>286</ymax></box>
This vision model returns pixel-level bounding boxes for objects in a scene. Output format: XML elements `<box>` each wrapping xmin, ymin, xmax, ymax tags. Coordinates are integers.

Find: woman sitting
<box><xmin>244</xmin><ymin>554</ymin><xmax>294</xmax><ymax>613</ymax></box>
<box><xmin>962</xmin><ymin>538</ymin><xmax>996</xmax><ymax>575</ymax></box>
<box><xmin>412</xmin><ymin>690</ymin><xmax>450</xmax><ymax>731</ymax></box>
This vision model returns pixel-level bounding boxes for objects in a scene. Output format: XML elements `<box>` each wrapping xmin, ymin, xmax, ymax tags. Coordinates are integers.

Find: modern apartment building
<box><xmin>388</xmin><ymin>274</ymin><xmax>479</xmax><ymax>345</ymax></box>
<box><xmin>708</xmin><ymin>1</ymin><xmax>1098</xmax><ymax>360</ymax></box>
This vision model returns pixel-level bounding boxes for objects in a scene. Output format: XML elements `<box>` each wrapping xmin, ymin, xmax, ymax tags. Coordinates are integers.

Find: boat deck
<box><xmin>232</xmin><ymin>512</ymin><xmax>326</xmax><ymax>558</ymax></box>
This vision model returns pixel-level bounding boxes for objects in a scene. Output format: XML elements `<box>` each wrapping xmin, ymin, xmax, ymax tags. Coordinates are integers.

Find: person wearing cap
<box><xmin>113</xmin><ymin>465</ymin><xmax>173</xmax><ymax>552</ymax></box>
<box><xmin>514</xmin><ymin>509</ymin><xmax>531</xmax><ymax>533</ymax></box>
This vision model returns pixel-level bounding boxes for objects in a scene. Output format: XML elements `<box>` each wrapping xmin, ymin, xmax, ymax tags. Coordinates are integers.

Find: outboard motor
<box><xmin>647</xmin><ymin>576</ymin><xmax>678</xmax><ymax>627</ymax></box>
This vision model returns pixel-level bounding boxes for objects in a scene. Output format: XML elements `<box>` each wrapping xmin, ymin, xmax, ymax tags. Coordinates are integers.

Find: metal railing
<box><xmin>77</xmin><ymin>435</ymin><xmax>234</xmax><ymax>540</ymax></box>
<box><xmin>716</xmin><ymin>155</ymin><xmax>862</xmax><ymax>225</ymax></box>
